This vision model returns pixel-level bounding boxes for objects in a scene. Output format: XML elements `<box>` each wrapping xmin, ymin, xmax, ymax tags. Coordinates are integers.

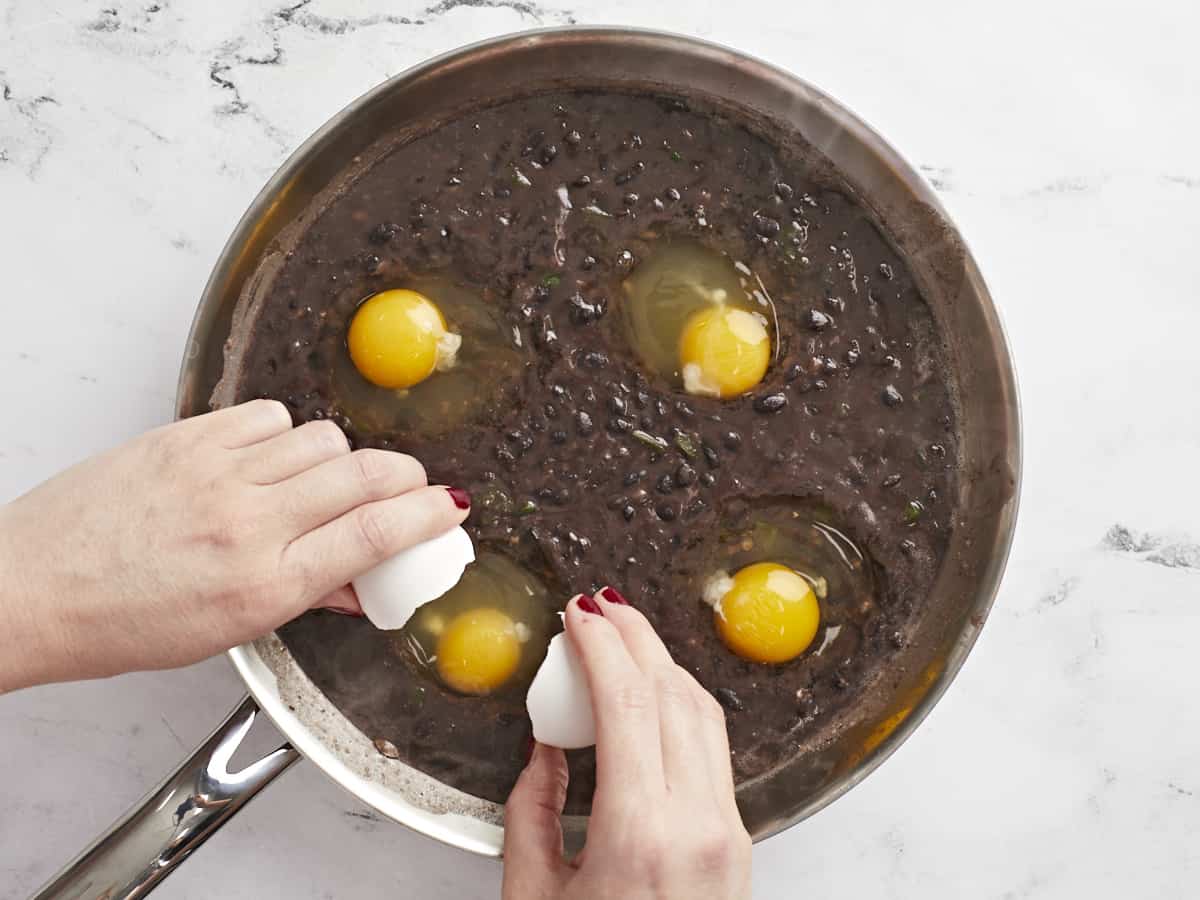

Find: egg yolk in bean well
<box><xmin>679</xmin><ymin>306</ymin><xmax>771</xmax><ymax>398</ymax></box>
<box><xmin>436</xmin><ymin>608</ymin><xmax>522</xmax><ymax>695</ymax></box>
<box><xmin>347</xmin><ymin>289</ymin><xmax>462</xmax><ymax>389</ymax></box>
<box><xmin>711</xmin><ymin>562</ymin><xmax>821</xmax><ymax>664</ymax></box>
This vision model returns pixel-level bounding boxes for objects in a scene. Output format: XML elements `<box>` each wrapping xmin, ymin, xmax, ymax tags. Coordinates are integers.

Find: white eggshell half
<box><xmin>526</xmin><ymin>632</ymin><xmax>596</xmax><ymax>749</ymax></box>
<box><xmin>352</xmin><ymin>526</ymin><xmax>475</xmax><ymax>631</ymax></box>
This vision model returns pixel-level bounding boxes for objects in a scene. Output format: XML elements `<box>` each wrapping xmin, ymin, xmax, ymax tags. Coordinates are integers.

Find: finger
<box><xmin>273</xmin><ymin>448</ymin><xmax>427</xmax><ymax>534</ymax></box>
<box><xmin>678</xmin><ymin>668</ymin><xmax>742</xmax><ymax>825</ymax></box>
<box><xmin>593</xmin><ymin>587</ymin><xmax>708</xmax><ymax>798</ymax></box>
<box><xmin>312</xmin><ymin>584</ymin><xmax>363</xmax><ymax>617</ymax></box>
<box><xmin>502</xmin><ymin>743</ymin><xmax>570</xmax><ymax>900</ymax></box>
<box><xmin>204</xmin><ymin>399</ymin><xmax>294</xmax><ymax>449</ymax></box>
<box><xmin>239</xmin><ymin>419</ymin><xmax>351</xmax><ymax>485</ymax></box>
<box><xmin>281</xmin><ymin>484</ymin><xmax>468</xmax><ymax>605</ymax></box>
<box><xmin>593</xmin><ymin>586</ymin><xmax>674</xmax><ymax>673</ymax></box>
<box><xmin>563</xmin><ymin>596</ymin><xmax>665</xmax><ymax>816</ymax></box>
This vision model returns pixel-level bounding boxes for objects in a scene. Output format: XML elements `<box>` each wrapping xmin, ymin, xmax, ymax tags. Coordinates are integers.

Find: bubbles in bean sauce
<box><xmin>330</xmin><ymin>276</ymin><xmax>523</xmax><ymax>436</ymax></box>
<box><xmin>618</xmin><ymin>240</ymin><xmax>778</xmax><ymax>397</ymax></box>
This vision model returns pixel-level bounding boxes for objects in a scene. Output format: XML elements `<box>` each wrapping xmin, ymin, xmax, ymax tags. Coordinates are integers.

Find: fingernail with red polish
<box><xmin>446</xmin><ymin>487</ymin><xmax>471</xmax><ymax>510</ymax></box>
<box><xmin>575</xmin><ymin>594</ymin><xmax>603</xmax><ymax>616</ymax></box>
<box><xmin>328</xmin><ymin>606</ymin><xmax>365</xmax><ymax>617</ymax></box>
<box><xmin>599</xmin><ymin>586</ymin><xmax>630</xmax><ymax>606</ymax></box>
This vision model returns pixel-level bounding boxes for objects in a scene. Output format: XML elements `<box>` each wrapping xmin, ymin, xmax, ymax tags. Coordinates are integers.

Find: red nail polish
<box><xmin>328</xmin><ymin>606</ymin><xmax>365</xmax><ymax>617</ymax></box>
<box><xmin>576</xmin><ymin>594</ymin><xmax>603</xmax><ymax>616</ymax></box>
<box><xmin>446</xmin><ymin>487</ymin><xmax>471</xmax><ymax>509</ymax></box>
<box><xmin>599</xmin><ymin>586</ymin><xmax>630</xmax><ymax>606</ymax></box>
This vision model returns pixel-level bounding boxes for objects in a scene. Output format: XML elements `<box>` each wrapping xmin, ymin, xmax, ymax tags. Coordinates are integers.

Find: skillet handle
<box><xmin>32</xmin><ymin>695</ymin><xmax>300</xmax><ymax>900</ymax></box>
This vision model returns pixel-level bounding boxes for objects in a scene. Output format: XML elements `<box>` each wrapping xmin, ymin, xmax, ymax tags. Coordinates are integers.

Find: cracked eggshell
<box><xmin>352</xmin><ymin>526</ymin><xmax>475</xmax><ymax>631</ymax></box>
<box><xmin>526</xmin><ymin>632</ymin><xmax>596</xmax><ymax>749</ymax></box>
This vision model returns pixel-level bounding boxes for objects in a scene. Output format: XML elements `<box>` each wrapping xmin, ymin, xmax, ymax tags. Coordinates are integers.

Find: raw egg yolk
<box><xmin>678</xmin><ymin>306</ymin><xmax>770</xmax><ymax>398</ymax></box>
<box><xmin>347</xmin><ymin>289</ymin><xmax>460</xmax><ymax>389</ymax></box>
<box><xmin>436</xmin><ymin>608</ymin><xmax>521</xmax><ymax>695</ymax></box>
<box><xmin>714</xmin><ymin>562</ymin><xmax>820</xmax><ymax>664</ymax></box>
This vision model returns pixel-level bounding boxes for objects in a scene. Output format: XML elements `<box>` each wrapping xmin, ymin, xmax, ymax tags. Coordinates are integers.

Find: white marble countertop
<box><xmin>2</xmin><ymin>1</ymin><xmax>1198</xmax><ymax>897</ymax></box>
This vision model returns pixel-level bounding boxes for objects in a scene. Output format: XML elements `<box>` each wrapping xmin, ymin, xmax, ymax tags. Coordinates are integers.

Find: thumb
<box><xmin>503</xmin><ymin>742</ymin><xmax>570</xmax><ymax>900</ymax></box>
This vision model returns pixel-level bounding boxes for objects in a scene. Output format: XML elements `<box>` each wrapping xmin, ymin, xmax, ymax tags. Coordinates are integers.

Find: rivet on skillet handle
<box><xmin>31</xmin><ymin>697</ymin><xmax>299</xmax><ymax>900</ymax></box>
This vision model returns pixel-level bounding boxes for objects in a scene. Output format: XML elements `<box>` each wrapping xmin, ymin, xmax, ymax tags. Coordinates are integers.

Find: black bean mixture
<box><xmin>228</xmin><ymin>90</ymin><xmax>959</xmax><ymax>811</ymax></box>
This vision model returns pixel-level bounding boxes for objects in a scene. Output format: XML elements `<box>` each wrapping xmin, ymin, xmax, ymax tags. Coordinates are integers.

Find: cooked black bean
<box><xmin>805</xmin><ymin>309</ymin><xmax>832</xmax><ymax>331</ymax></box>
<box><xmin>753</xmin><ymin>214</ymin><xmax>780</xmax><ymax>237</ymax></box>
<box><xmin>702</xmin><ymin>443</ymin><xmax>720</xmax><ymax>469</ymax></box>
<box><xmin>881</xmin><ymin>385</ymin><xmax>904</xmax><ymax>407</ymax></box>
<box><xmin>722</xmin><ymin>430</ymin><xmax>743</xmax><ymax>451</ymax></box>
<box><xmin>675</xmin><ymin>464</ymin><xmax>697</xmax><ymax>486</ymax></box>
<box><xmin>655</xmin><ymin>503</ymin><xmax>677</xmax><ymax>522</ymax></box>
<box><xmin>607</xmin><ymin>417</ymin><xmax>633</xmax><ymax>434</ymax></box>
<box><xmin>656</xmin><ymin>474</ymin><xmax>675</xmax><ymax>494</ymax></box>
<box><xmin>368</xmin><ymin>222</ymin><xmax>400</xmax><ymax>244</ymax></box>
<box><xmin>575</xmin><ymin>411</ymin><xmax>594</xmax><ymax>435</ymax></box>
<box><xmin>754</xmin><ymin>392</ymin><xmax>788</xmax><ymax>414</ymax></box>
<box><xmin>715</xmin><ymin>687</ymin><xmax>744</xmax><ymax>712</ymax></box>
<box><xmin>568</xmin><ymin>293</ymin><xmax>606</xmax><ymax>325</ymax></box>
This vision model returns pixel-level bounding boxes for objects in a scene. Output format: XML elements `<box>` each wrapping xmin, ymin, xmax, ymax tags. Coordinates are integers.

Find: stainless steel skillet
<box><xmin>34</xmin><ymin>27</ymin><xmax>1020</xmax><ymax>899</ymax></box>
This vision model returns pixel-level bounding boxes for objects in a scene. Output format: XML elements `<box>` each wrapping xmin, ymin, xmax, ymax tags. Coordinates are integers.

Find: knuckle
<box><xmin>204</xmin><ymin>507</ymin><xmax>252</xmax><ymax>550</ymax></box>
<box><xmin>394</xmin><ymin>453</ymin><xmax>428</xmax><ymax>487</ymax></box>
<box><xmin>688</xmin><ymin>827</ymin><xmax>745</xmax><ymax>875</ymax></box>
<box><xmin>251</xmin><ymin>397</ymin><xmax>292</xmax><ymax>428</ymax></box>
<box><xmin>610</xmin><ymin>680</ymin><xmax>655</xmax><ymax>716</ymax></box>
<box><xmin>627</xmin><ymin>829</ymin><xmax>668</xmax><ymax>882</ymax></box>
<box><xmin>351</xmin><ymin>449</ymin><xmax>394</xmax><ymax>496</ymax></box>
<box><xmin>353</xmin><ymin>504</ymin><xmax>395</xmax><ymax>560</ymax></box>
<box><xmin>655</xmin><ymin>667</ymin><xmax>696</xmax><ymax>708</ymax></box>
<box><xmin>508</xmin><ymin>758</ymin><xmax>568</xmax><ymax>816</ymax></box>
<box><xmin>308</xmin><ymin>419</ymin><xmax>350</xmax><ymax>455</ymax></box>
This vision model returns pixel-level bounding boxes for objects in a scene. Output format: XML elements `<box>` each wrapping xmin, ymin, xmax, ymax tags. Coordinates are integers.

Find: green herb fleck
<box><xmin>670</xmin><ymin>150</ymin><xmax>683</xmax><ymax>162</ymax></box>
<box><xmin>516</xmin><ymin>499</ymin><xmax>539</xmax><ymax>517</ymax></box>
<box><xmin>903</xmin><ymin>500</ymin><xmax>924</xmax><ymax>525</ymax></box>
<box><xmin>541</xmin><ymin>273</ymin><xmax>562</xmax><ymax>288</ymax></box>
<box><xmin>632</xmin><ymin>430</ymin><xmax>670</xmax><ymax>453</ymax></box>
<box><xmin>674</xmin><ymin>432</ymin><xmax>700</xmax><ymax>459</ymax></box>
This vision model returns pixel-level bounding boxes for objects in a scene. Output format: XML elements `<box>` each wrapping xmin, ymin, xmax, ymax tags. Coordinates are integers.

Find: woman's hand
<box><xmin>503</xmin><ymin>589</ymin><xmax>752</xmax><ymax>900</ymax></box>
<box><xmin>0</xmin><ymin>399</ymin><xmax>469</xmax><ymax>692</ymax></box>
